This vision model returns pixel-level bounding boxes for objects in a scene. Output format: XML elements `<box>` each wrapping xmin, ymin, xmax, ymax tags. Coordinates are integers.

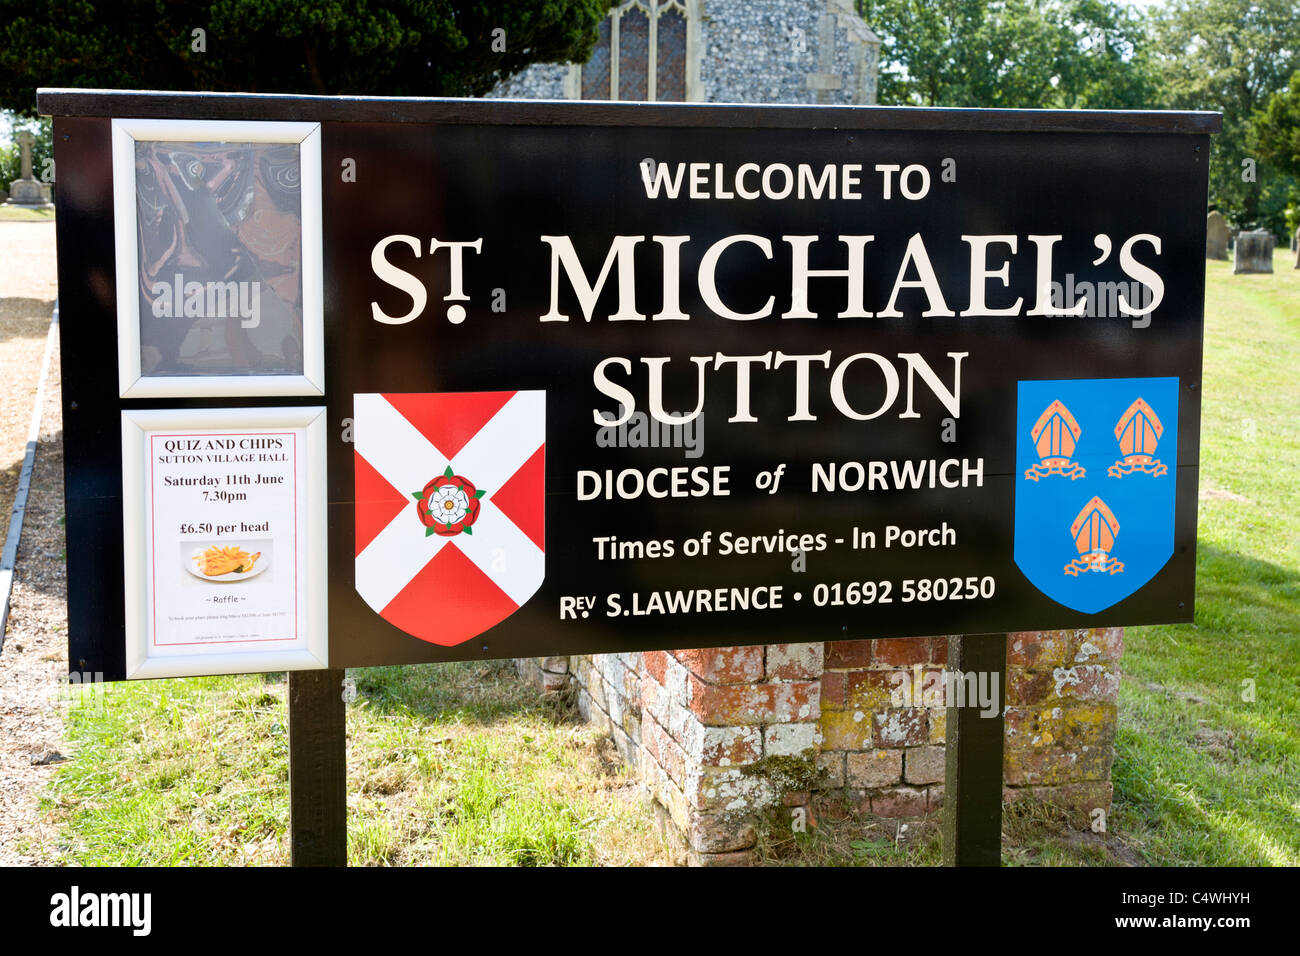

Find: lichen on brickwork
<box><xmin>1053</xmin><ymin>666</ymin><xmax>1082</xmax><ymax>696</ymax></box>
<box><xmin>739</xmin><ymin>750</ymin><xmax>826</xmax><ymax>794</ymax></box>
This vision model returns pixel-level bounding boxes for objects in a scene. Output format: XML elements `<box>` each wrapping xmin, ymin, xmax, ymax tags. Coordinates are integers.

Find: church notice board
<box><xmin>39</xmin><ymin>90</ymin><xmax>1218</xmax><ymax>680</ymax></box>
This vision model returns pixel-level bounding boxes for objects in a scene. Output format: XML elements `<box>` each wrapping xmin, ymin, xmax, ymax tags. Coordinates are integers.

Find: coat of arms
<box><xmin>353</xmin><ymin>391</ymin><xmax>545</xmax><ymax>646</ymax></box>
<box><xmin>1014</xmin><ymin>377</ymin><xmax>1178</xmax><ymax>613</ymax></box>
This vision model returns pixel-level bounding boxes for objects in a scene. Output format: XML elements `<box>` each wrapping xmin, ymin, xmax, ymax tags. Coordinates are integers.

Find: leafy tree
<box><xmin>1253</xmin><ymin>73</ymin><xmax>1300</xmax><ymax>182</ymax></box>
<box><xmin>0</xmin><ymin>0</ymin><xmax>614</xmax><ymax>116</ymax></box>
<box><xmin>1050</xmin><ymin>0</ymin><xmax>1160</xmax><ymax>109</ymax></box>
<box><xmin>1150</xmin><ymin>0</ymin><xmax>1300</xmax><ymax>232</ymax></box>
<box><xmin>1253</xmin><ymin>75</ymin><xmax>1300</xmax><ymax>240</ymax></box>
<box><xmin>855</xmin><ymin>0</ymin><xmax>1157</xmax><ymax>109</ymax></box>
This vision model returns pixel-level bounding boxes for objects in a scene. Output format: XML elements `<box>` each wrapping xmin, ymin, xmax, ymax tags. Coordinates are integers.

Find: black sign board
<box><xmin>40</xmin><ymin>91</ymin><xmax>1217</xmax><ymax>680</ymax></box>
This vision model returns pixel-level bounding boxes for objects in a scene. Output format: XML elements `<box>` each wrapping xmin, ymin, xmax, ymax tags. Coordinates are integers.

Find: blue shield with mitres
<box><xmin>1014</xmin><ymin>377</ymin><xmax>1178</xmax><ymax>613</ymax></box>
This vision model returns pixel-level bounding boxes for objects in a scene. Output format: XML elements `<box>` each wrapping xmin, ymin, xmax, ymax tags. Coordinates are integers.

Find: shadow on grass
<box><xmin>348</xmin><ymin>658</ymin><xmax>572</xmax><ymax>727</ymax></box>
<box><xmin>1193</xmin><ymin>543</ymin><xmax>1300</xmax><ymax>637</ymax></box>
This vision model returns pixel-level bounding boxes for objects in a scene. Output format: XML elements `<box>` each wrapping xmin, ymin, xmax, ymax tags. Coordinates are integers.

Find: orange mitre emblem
<box><xmin>1025</xmin><ymin>400</ymin><xmax>1086</xmax><ymax>481</ymax></box>
<box><xmin>1108</xmin><ymin>397</ymin><xmax>1168</xmax><ymax>477</ymax></box>
<box><xmin>1064</xmin><ymin>496</ymin><xmax>1124</xmax><ymax>576</ymax></box>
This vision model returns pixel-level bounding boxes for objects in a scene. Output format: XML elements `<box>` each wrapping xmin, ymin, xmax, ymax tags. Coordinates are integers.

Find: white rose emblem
<box><xmin>430</xmin><ymin>485</ymin><xmax>470</xmax><ymax>526</ymax></box>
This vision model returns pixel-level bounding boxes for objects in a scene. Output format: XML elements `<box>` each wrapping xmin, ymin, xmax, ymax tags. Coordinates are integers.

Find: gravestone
<box><xmin>4</xmin><ymin>130</ymin><xmax>53</xmax><ymax>207</ymax></box>
<box><xmin>1205</xmin><ymin>211</ymin><xmax>1230</xmax><ymax>260</ymax></box>
<box><xmin>1294</xmin><ymin>227</ymin><xmax>1299</xmax><ymax>269</ymax></box>
<box><xmin>1233</xmin><ymin>229</ymin><xmax>1274</xmax><ymax>274</ymax></box>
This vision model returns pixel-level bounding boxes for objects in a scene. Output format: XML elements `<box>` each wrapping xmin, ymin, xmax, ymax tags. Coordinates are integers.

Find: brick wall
<box><xmin>518</xmin><ymin>628</ymin><xmax>1121</xmax><ymax>864</ymax></box>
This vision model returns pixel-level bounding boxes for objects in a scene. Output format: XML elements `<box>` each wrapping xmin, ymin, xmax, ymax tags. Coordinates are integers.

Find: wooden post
<box><xmin>289</xmin><ymin>668</ymin><xmax>347</xmax><ymax>866</ymax></box>
<box><xmin>942</xmin><ymin>633</ymin><xmax>1007</xmax><ymax>867</ymax></box>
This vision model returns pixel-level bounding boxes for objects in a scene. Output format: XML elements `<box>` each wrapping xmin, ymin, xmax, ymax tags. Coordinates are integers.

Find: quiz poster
<box><xmin>143</xmin><ymin>426</ymin><xmax>307</xmax><ymax>653</ymax></box>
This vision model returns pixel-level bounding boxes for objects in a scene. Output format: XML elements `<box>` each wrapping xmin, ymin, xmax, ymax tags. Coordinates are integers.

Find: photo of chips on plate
<box><xmin>186</xmin><ymin>543</ymin><xmax>270</xmax><ymax>582</ymax></box>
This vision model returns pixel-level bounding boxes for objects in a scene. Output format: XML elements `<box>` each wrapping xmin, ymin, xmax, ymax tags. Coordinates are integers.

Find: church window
<box><xmin>573</xmin><ymin>1</ymin><xmax>696</xmax><ymax>102</ymax></box>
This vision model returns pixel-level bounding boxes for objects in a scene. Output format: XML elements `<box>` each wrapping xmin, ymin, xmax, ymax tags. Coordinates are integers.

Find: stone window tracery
<box><xmin>570</xmin><ymin>0</ymin><xmax>699</xmax><ymax>102</ymax></box>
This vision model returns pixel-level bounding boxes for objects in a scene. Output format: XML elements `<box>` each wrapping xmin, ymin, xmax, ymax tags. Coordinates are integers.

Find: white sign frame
<box><xmin>121</xmin><ymin>406</ymin><xmax>329</xmax><ymax>678</ymax></box>
<box><xmin>111</xmin><ymin>118</ymin><xmax>324</xmax><ymax>398</ymax></box>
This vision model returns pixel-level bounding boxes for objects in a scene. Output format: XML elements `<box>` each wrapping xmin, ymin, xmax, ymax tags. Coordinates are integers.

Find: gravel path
<box><xmin>0</xmin><ymin>222</ymin><xmax>57</xmax><ymax>525</ymax></box>
<box><xmin>0</xmin><ymin>220</ymin><xmax>67</xmax><ymax>865</ymax></box>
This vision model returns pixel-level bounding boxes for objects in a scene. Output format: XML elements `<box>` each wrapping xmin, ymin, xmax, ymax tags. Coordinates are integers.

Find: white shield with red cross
<box><xmin>353</xmin><ymin>391</ymin><xmax>545</xmax><ymax>646</ymax></box>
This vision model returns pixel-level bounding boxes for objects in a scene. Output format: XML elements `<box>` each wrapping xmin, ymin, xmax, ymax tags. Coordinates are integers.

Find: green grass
<box><xmin>39</xmin><ymin>674</ymin><xmax>289</xmax><ymax>865</ymax></box>
<box><xmin>31</xmin><ymin>251</ymin><xmax>1300</xmax><ymax>867</ymax></box>
<box><xmin>0</xmin><ymin>205</ymin><xmax>54</xmax><ymax>221</ymax></box>
<box><xmin>340</xmin><ymin>663</ymin><xmax>662</xmax><ymax>865</ymax></box>
<box><xmin>37</xmin><ymin>662</ymin><xmax>666</xmax><ymax>866</ymax></box>
<box><xmin>1106</xmin><ymin>248</ymin><xmax>1300</xmax><ymax>866</ymax></box>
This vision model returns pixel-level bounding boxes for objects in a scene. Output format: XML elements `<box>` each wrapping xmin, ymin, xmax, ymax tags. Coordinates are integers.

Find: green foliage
<box><xmin>0</xmin><ymin>0</ymin><xmax>615</xmax><ymax>115</ymax></box>
<box><xmin>854</xmin><ymin>0</ymin><xmax>1299</xmax><ymax>235</ymax></box>
<box><xmin>1150</xmin><ymin>0</ymin><xmax>1300</xmax><ymax>234</ymax></box>
<box><xmin>856</xmin><ymin>0</ymin><xmax>1158</xmax><ymax>109</ymax></box>
<box><xmin>1253</xmin><ymin>72</ymin><xmax>1300</xmax><ymax>184</ymax></box>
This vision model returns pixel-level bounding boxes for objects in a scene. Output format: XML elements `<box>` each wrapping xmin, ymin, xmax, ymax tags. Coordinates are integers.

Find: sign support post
<box><xmin>288</xmin><ymin>669</ymin><xmax>348</xmax><ymax>866</ymax></box>
<box><xmin>941</xmin><ymin>633</ymin><xmax>1007</xmax><ymax>867</ymax></box>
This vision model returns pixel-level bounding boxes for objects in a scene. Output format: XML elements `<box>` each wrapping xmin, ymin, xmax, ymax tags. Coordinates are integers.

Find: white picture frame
<box><xmin>112</xmin><ymin>118</ymin><xmax>324</xmax><ymax>398</ymax></box>
<box><xmin>121</xmin><ymin>406</ymin><xmax>328</xmax><ymax>679</ymax></box>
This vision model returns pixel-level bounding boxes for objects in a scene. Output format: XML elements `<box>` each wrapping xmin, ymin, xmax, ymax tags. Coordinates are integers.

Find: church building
<box><xmin>490</xmin><ymin>0</ymin><xmax>881</xmax><ymax>105</ymax></box>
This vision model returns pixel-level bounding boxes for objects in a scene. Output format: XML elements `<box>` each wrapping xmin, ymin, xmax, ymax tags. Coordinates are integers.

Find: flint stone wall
<box><xmin>488</xmin><ymin>0</ymin><xmax>879</xmax><ymax>106</ymax></box>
